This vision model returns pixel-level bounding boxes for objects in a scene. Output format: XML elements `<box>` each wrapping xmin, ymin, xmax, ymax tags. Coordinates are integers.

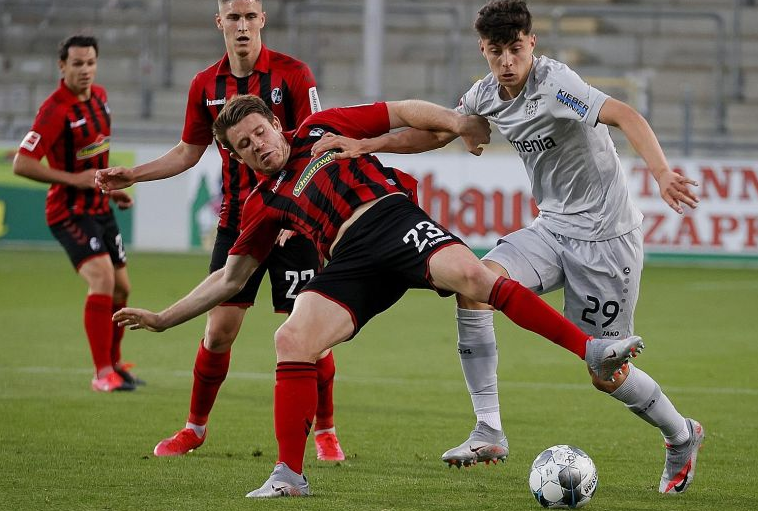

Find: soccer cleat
<box><xmin>585</xmin><ymin>335</ymin><xmax>644</xmax><ymax>381</ymax></box>
<box><xmin>659</xmin><ymin>418</ymin><xmax>705</xmax><ymax>494</ymax></box>
<box><xmin>246</xmin><ymin>462</ymin><xmax>311</xmax><ymax>498</ymax></box>
<box><xmin>115</xmin><ymin>362</ymin><xmax>146</xmax><ymax>386</ymax></box>
<box><xmin>153</xmin><ymin>428</ymin><xmax>206</xmax><ymax>457</ymax></box>
<box><xmin>91</xmin><ymin>371</ymin><xmax>136</xmax><ymax>392</ymax></box>
<box><xmin>314</xmin><ymin>430</ymin><xmax>345</xmax><ymax>461</ymax></box>
<box><xmin>441</xmin><ymin>421</ymin><xmax>509</xmax><ymax>468</ymax></box>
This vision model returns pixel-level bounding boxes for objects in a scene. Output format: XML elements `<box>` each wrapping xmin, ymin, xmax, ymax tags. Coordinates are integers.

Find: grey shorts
<box><xmin>483</xmin><ymin>221</ymin><xmax>643</xmax><ymax>339</ymax></box>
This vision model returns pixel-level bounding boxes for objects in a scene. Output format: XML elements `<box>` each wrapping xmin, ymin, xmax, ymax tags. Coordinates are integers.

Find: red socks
<box><xmin>315</xmin><ymin>351</ymin><xmax>336</xmax><ymax>431</ymax></box>
<box><xmin>84</xmin><ymin>294</ymin><xmax>114</xmax><ymax>376</ymax></box>
<box><xmin>111</xmin><ymin>301</ymin><xmax>126</xmax><ymax>366</ymax></box>
<box><xmin>488</xmin><ymin>277</ymin><xmax>589</xmax><ymax>359</ymax></box>
<box><xmin>275</xmin><ymin>362</ymin><xmax>318</xmax><ymax>475</ymax></box>
<box><xmin>188</xmin><ymin>341</ymin><xmax>231</xmax><ymax>426</ymax></box>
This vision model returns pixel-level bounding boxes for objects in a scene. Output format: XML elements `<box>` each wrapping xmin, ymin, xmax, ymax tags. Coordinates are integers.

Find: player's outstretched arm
<box><xmin>311</xmin><ymin>128</ymin><xmax>453</xmax><ymax>159</ymax></box>
<box><xmin>387</xmin><ymin>100</ymin><xmax>491</xmax><ymax>155</ymax></box>
<box><xmin>311</xmin><ymin>100</ymin><xmax>490</xmax><ymax>158</ymax></box>
<box><xmin>113</xmin><ymin>254</ymin><xmax>260</xmax><ymax>332</ymax></box>
<box><xmin>599</xmin><ymin>98</ymin><xmax>699</xmax><ymax>214</ymax></box>
<box><xmin>96</xmin><ymin>141</ymin><xmax>207</xmax><ymax>192</ymax></box>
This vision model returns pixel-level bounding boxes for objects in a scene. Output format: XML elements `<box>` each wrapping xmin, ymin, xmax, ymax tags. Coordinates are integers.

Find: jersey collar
<box><xmin>217</xmin><ymin>44</ymin><xmax>271</xmax><ymax>77</ymax></box>
<box><xmin>56</xmin><ymin>78</ymin><xmax>90</xmax><ymax>105</ymax></box>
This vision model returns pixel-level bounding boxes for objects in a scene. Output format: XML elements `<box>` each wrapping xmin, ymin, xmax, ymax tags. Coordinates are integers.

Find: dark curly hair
<box><xmin>475</xmin><ymin>1</ymin><xmax>532</xmax><ymax>46</ymax></box>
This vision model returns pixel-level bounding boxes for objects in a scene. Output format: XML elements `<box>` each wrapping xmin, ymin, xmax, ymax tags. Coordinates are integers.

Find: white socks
<box><xmin>457</xmin><ymin>308</ymin><xmax>502</xmax><ymax>432</ymax></box>
<box><xmin>610</xmin><ymin>364</ymin><xmax>689</xmax><ymax>445</ymax></box>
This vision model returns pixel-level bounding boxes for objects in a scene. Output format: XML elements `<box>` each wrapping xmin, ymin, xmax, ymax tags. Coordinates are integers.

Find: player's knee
<box><xmin>203</xmin><ymin>335</ymin><xmax>234</xmax><ymax>352</ymax></box>
<box><xmin>113</xmin><ymin>283</ymin><xmax>130</xmax><ymax>303</ymax></box>
<box><xmin>204</xmin><ymin>323</ymin><xmax>238</xmax><ymax>351</ymax></box>
<box><xmin>89</xmin><ymin>272</ymin><xmax>115</xmax><ymax>294</ymax></box>
<box><xmin>456</xmin><ymin>262</ymin><xmax>493</xmax><ymax>300</ymax></box>
<box><xmin>274</xmin><ymin>322</ymin><xmax>314</xmax><ymax>361</ymax></box>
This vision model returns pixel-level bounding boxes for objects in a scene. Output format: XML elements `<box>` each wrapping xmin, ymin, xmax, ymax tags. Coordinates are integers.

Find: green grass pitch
<box><xmin>1</xmin><ymin>249</ymin><xmax>757</xmax><ymax>510</ymax></box>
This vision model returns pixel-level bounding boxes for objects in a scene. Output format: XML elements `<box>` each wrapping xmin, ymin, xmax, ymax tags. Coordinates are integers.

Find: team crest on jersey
<box><xmin>76</xmin><ymin>134</ymin><xmax>110</xmax><ymax>160</ymax></box>
<box><xmin>271</xmin><ymin>87</ymin><xmax>283</xmax><ymax>105</ymax></box>
<box><xmin>308</xmin><ymin>127</ymin><xmax>325</xmax><ymax>138</ymax></box>
<box><xmin>524</xmin><ymin>100</ymin><xmax>539</xmax><ymax>121</ymax></box>
<box><xmin>20</xmin><ymin>131</ymin><xmax>41</xmax><ymax>152</ymax></box>
<box><xmin>293</xmin><ymin>150</ymin><xmax>335</xmax><ymax>197</ymax></box>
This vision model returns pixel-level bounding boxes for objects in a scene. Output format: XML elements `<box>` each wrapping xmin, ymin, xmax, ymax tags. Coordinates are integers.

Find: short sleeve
<box><xmin>308</xmin><ymin>103</ymin><xmax>390</xmax><ymax>139</ymax></box>
<box><xmin>540</xmin><ymin>65</ymin><xmax>608</xmax><ymax>126</ymax></box>
<box><xmin>455</xmin><ymin>81</ymin><xmax>482</xmax><ymax>116</ymax></box>
<box><xmin>181</xmin><ymin>74</ymin><xmax>214</xmax><ymax>146</ymax></box>
<box><xmin>285</xmin><ymin>61</ymin><xmax>321</xmax><ymax>122</ymax></box>
<box><xmin>18</xmin><ymin>100</ymin><xmax>64</xmax><ymax>160</ymax></box>
<box><xmin>228</xmin><ymin>192</ymin><xmax>281</xmax><ymax>263</ymax></box>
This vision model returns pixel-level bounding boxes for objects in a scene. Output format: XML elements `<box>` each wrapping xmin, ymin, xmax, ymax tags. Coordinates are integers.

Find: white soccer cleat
<box><xmin>246</xmin><ymin>463</ymin><xmax>311</xmax><ymax>498</ymax></box>
<box><xmin>660</xmin><ymin>418</ymin><xmax>705</xmax><ymax>494</ymax></box>
<box><xmin>441</xmin><ymin>421</ymin><xmax>509</xmax><ymax>468</ymax></box>
<box><xmin>585</xmin><ymin>336</ymin><xmax>644</xmax><ymax>381</ymax></box>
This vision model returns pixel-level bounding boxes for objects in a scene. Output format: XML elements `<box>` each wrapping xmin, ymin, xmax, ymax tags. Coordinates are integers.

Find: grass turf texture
<box><xmin>1</xmin><ymin>249</ymin><xmax>757</xmax><ymax>510</ymax></box>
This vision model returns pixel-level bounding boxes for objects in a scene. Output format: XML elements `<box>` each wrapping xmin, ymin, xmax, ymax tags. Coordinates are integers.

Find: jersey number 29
<box><xmin>581</xmin><ymin>295</ymin><xmax>620</xmax><ymax>328</ymax></box>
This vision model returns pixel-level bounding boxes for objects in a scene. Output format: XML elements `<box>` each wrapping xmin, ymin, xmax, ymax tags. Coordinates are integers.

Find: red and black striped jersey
<box><xmin>182</xmin><ymin>45</ymin><xmax>320</xmax><ymax>231</ymax></box>
<box><xmin>18</xmin><ymin>80</ymin><xmax>112</xmax><ymax>225</ymax></box>
<box><xmin>229</xmin><ymin>102</ymin><xmax>416</xmax><ymax>263</ymax></box>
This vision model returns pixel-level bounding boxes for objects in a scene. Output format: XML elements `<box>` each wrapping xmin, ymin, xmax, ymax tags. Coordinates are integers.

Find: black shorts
<box><xmin>210</xmin><ymin>227</ymin><xmax>322</xmax><ymax>312</ymax></box>
<box><xmin>49</xmin><ymin>213</ymin><xmax>127</xmax><ymax>271</ymax></box>
<box><xmin>301</xmin><ymin>194</ymin><xmax>463</xmax><ymax>336</ymax></box>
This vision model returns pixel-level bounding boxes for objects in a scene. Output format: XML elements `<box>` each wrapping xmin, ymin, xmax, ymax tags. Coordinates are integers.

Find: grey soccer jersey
<box><xmin>457</xmin><ymin>56</ymin><xmax>642</xmax><ymax>241</ymax></box>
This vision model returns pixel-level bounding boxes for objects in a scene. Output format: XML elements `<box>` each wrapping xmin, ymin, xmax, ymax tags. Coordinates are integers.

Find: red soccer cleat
<box><xmin>91</xmin><ymin>371</ymin><xmax>136</xmax><ymax>392</ymax></box>
<box><xmin>153</xmin><ymin>428</ymin><xmax>206</xmax><ymax>457</ymax></box>
<box><xmin>314</xmin><ymin>430</ymin><xmax>345</xmax><ymax>461</ymax></box>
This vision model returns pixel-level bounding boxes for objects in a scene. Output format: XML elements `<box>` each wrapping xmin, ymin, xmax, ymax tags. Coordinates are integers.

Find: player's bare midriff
<box><xmin>328</xmin><ymin>192</ymin><xmax>405</xmax><ymax>258</ymax></box>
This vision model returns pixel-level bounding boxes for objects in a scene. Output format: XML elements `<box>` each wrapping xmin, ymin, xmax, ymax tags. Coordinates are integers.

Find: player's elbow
<box><xmin>12</xmin><ymin>154</ymin><xmax>32</xmax><ymax>178</ymax></box>
<box><xmin>177</xmin><ymin>141</ymin><xmax>206</xmax><ymax>168</ymax></box>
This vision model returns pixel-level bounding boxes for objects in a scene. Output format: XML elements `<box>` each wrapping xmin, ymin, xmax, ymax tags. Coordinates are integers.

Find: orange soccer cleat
<box><xmin>153</xmin><ymin>428</ymin><xmax>206</xmax><ymax>457</ymax></box>
<box><xmin>314</xmin><ymin>430</ymin><xmax>345</xmax><ymax>461</ymax></box>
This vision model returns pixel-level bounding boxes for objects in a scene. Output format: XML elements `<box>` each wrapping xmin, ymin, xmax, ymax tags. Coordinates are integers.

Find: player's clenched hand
<box><xmin>311</xmin><ymin>133</ymin><xmax>366</xmax><ymax>160</ymax></box>
<box><xmin>656</xmin><ymin>169</ymin><xmax>699</xmax><ymax>214</ymax></box>
<box><xmin>457</xmin><ymin>115</ymin><xmax>490</xmax><ymax>156</ymax></box>
<box><xmin>113</xmin><ymin>307</ymin><xmax>166</xmax><ymax>332</ymax></box>
<box><xmin>109</xmin><ymin>190</ymin><xmax>134</xmax><ymax>210</ymax></box>
<box><xmin>96</xmin><ymin>166</ymin><xmax>134</xmax><ymax>192</ymax></box>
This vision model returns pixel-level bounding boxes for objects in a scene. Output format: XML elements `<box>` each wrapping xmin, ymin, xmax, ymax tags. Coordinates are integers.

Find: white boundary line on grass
<box><xmin>3</xmin><ymin>365</ymin><xmax>758</xmax><ymax>396</ymax></box>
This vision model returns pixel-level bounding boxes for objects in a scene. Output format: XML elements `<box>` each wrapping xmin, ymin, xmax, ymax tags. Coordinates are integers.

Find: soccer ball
<box><xmin>528</xmin><ymin>445</ymin><xmax>598</xmax><ymax>509</ymax></box>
